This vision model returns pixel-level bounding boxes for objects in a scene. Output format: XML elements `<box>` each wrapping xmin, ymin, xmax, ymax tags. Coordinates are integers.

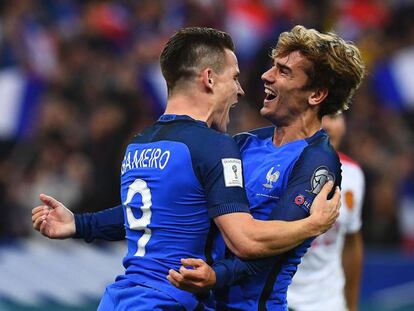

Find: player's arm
<box><xmin>343</xmin><ymin>231</ymin><xmax>363</xmax><ymax>311</ymax></box>
<box><xmin>212</xmin><ymin>169</ymin><xmax>340</xmax><ymax>286</ymax></box>
<box><xmin>74</xmin><ymin>205</ymin><xmax>125</xmax><ymax>242</ymax></box>
<box><xmin>213</xmin><ymin>180</ymin><xmax>339</xmax><ymax>259</ymax></box>
<box><xmin>32</xmin><ymin>194</ymin><xmax>125</xmax><ymax>242</ymax></box>
<box><xmin>214</xmin><ymin>144</ymin><xmax>342</xmax><ymax>259</ymax></box>
<box><xmin>168</xmin><ymin>144</ymin><xmax>343</xmax><ymax>291</ymax></box>
<box><xmin>199</xmin><ymin>135</ymin><xmax>339</xmax><ymax>259</ymax></box>
<box><xmin>169</xmin><ymin>215</ymin><xmax>323</xmax><ymax>293</ymax></box>
<box><xmin>168</xmin><ymin>256</ymin><xmax>275</xmax><ymax>293</ymax></box>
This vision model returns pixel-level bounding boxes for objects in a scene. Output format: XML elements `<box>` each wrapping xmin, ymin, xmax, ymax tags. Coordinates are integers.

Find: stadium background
<box><xmin>0</xmin><ymin>0</ymin><xmax>413</xmax><ymax>310</ymax></box>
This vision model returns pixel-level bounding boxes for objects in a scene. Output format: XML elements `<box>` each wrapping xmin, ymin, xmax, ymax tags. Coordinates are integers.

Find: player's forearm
<box><xmin>74</xmin><ymin>205</ymin><xmax>126</xmax><ymax>242</ymax></box>
<box><xmin>224</xmin><ymin>181</ymin><xmax>338</xmax><ymax>258</ymax></box>
<box><xmin>216</xmin><ymin>213</ymin><xmax>319</xmax><ymax>259</ymax></box>
<box><xmin>243</xmin><ymin>217</ymin><xmax>320</xmax><ymax>258</ymax></box>
<box><xmin>343</xmin><ymin>232</ymin><xmax>363</xmax><ymax>311</ymax></box>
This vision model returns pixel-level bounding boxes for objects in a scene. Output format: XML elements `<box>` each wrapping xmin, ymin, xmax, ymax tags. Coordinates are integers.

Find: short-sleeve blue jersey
<box><xmin>74</xmin><ymin>123</ymin><xmax>341</xmax><ymax>311</ymax></box>
<box><xmin>212</xmin><ymin>127</ymin><xmax>341</xmax><ymax>311</ymax></box>
<box><xmin>113</xmin><ymin>114</ymin><xmax>250</xmax><ymax>310</ymax></box>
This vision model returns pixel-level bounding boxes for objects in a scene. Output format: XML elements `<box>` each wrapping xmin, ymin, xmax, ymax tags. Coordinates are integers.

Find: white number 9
<box><xmin>124</xmin><ymin>179</ymin><xmax>152</xmax><ymax>256</ymax></box>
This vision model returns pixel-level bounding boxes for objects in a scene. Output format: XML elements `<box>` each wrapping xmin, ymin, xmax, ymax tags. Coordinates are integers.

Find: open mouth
<box><xmin>265</xmin><ymin>88</ymin><xmax>277</xmax><ymax>101</ymax></box>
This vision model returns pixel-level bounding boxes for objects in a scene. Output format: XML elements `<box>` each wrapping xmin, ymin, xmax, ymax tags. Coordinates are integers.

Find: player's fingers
<box><xmin>39</xmin><ymin>219</ymin><xmax>47</xmax><ymax>234</ymax></box>
<box><xmin>181</xmin><ymin>258</ymin><xmax>205</xmax><ymax>268</ymax></box>
<box><xmin>167</xmin><ymin>274</ymin><xmax>194</xmax><ymax>291</ymax></box>
<box><xmin>32</xmin><ymin>205</ymin><xmax>47</xmax><ymax>215</ymax></box>
<box><xmin>168</xmin><ymin>269</ymin><xmax>184</xmax><ymax>284</ymax></box>
<box><xmin>33</xmin><ymin>215</ymin><xmax>46</xmax><ymax>231</ymax></box>
<box><xmin>181</xmin><ymin>266</ymin><xmax>210</xmax><ymax>283</ymax></box>
<box><xmin>39</xmin><ymin>194</ymin><xmax>61</xmax><ymax>209</ymax></box>
<box><xmin>166</xmin><ymin>274</ymin><xmax>179</xmax><ymax>288</ymax></box>
<box><xmin>167</xmin><ymin>271</ymin><xmax>202</xmax><ymax>293</ymax></box>
<box><xmin>318</xmin><ymin>180</ymin><xmax>334</xmax><ymax>198</ymax></box>
<box><xmin>179</xmin><ymin>265</ymin><xmax>199</xmax><ymax>279</ymax></box>
<box><xmin>169</xmin><ymin>270</ymin><xmax>198</xmax><ymax>290</ymax></box>
<box><xmin>32</xmin><ymin>208</ymin><xmax>48</xmax><ymax>223</ymax></box>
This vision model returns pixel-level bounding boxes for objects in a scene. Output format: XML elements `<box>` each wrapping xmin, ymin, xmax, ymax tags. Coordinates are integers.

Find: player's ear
<box><xmin>308</xmin><ymin>88</ymin><xmax>328</xmax><ymax>106</ymax></box>
<box><xmin>202</xmin><ymin>68</ymin><xmax>214</xmax><ymax>92</ymax></box>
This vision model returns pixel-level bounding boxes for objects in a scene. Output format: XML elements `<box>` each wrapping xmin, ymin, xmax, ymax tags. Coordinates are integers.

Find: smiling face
<box><xmin>261</xmin><ymin>50</ymin><xmax>316</xmax><ymax>126</ymax></box>
<box><xmin>210</xmin><ymin>49</ymin><xmax>245</xmax><ymax>132</ymax></box>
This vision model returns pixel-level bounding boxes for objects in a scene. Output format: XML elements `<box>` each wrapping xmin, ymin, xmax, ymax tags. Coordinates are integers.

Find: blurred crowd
<box><xmin>0</xmin><ymin>0</ymin><xmax>413</xmax><ymax>252</ymax></box>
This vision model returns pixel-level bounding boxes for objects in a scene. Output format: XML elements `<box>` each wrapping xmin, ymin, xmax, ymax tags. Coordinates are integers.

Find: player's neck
<box><xmin>273</xmin><ymin>115</ymin><xmax>321</xmax><ymax>147</ymax></box>
<box><xmin>164</xmin><ymin>93</ymin><xmax>212</xmax><ymax>125</ymax></box>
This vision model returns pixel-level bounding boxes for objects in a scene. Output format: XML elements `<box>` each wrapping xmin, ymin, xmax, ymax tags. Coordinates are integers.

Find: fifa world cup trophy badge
<box><xmin>232</xmin><ymin>165</ymin><xmax>238</xmax><ymax>179</ymax></box>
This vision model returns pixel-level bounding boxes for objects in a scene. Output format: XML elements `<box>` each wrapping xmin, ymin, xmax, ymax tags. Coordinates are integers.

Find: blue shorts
<box><xmin>98</xmin><ymin>278</ymin><xmax>185</xmax><ymax>311</ymax></box>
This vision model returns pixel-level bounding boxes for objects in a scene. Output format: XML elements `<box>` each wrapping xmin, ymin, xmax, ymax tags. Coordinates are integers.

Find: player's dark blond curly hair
<box><xmin>272</xmin><ymin>25</ymin><xmax>365</xmax><ymax>118</ymax></box>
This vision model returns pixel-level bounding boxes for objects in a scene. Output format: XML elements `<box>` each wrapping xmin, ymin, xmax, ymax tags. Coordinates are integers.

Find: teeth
<box><xmin>265</xmin><ymin>88</ymin><xmax>277</xmax><ymax>96</ymax></box>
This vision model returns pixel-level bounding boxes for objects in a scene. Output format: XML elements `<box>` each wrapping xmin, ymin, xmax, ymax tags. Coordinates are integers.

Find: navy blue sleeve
<box><xmin>213</xmin><ymin>256</ymin><xmax>275</xmax><ymax>289</ymax></box>
<box><xmin>269</xmin><ymin>140</ymin><xmax>342</xmax><ymax>220</ymax></box>
<box><xmin>74</xmin><ymin>205</ymin><xmax>125</xmax><ymax>242</ymax></box>
<box><xmin>189</xmin><ymin>131</ymin><xmax>250</xmax><ymax>218</ymax></box>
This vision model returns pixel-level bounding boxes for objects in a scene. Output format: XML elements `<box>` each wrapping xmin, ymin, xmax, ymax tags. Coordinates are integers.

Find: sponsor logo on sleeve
<box><xmin>222</xmin><ymin>158</ymin><xmax>243</xmax><ymax>187</ymax></box>
<box><xmin>307</xmin><ymin>166</ymin><xmax>335</xmax><ymax>195</ymax></box>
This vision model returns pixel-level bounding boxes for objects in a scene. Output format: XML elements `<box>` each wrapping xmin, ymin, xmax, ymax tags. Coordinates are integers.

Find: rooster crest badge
<box><xmin>263</xmin><ymin>167</ymin><xmax>280</xmax><ymax>189</ymax></box>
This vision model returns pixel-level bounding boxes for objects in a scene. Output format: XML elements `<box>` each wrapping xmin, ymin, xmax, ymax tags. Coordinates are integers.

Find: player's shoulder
<box><xmin>288</xmin><ymin>129</ymin><xmax>341</xmax><ymax>197</ymax></box>
<box><xmin>173</xmin><ymin>122</ymin><xmax>241</xmax><ymax>162</ymax></box>
<box><xmin>187</xmin><ymin>124</ymin><xmax>238</xmax><ymax>150</ymax></box>
<box><xmin>169</xmin><ymin>116</ymin><xmax>233</xmax><ymax>141</ymax></box>
<box><xmin>293</xmin><ymin>129</ymin><xmax>341</xmax><ymax>184</ymax></box>
<box><xmin>134</xmin><ymin>116</ymin><xmax>235</xmax><ymax>146</ymax></box>
<box><xmin>301</xmin><ymin>129</ymin><xmax>339</xmax><ymax>165</ymax></box>
<box><xmin>233</xmin><ymin>126</ymin><xmax>274</xmax><ymax>146</ymax></box>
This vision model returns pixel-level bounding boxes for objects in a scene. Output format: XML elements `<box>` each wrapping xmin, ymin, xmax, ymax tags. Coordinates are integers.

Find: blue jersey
<box><xmin>212</xmin><ymin>127</ymin><xmax>341</xmax><ymax>311</ymax></box>
<box><xmin>96</xmin><ymin>114</ymin><xmax>250</xmax><ymax>310</ymax></box>
<box><xmin>74</xmin><ymin>124</ymin><xmax>340</xmax><ymax>311</ymax></box>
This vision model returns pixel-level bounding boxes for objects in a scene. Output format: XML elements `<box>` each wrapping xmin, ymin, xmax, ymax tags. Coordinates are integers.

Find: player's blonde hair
<box><xmin>272</xmin><ymin>25</ymin><xmax>365</xmax><ymax>118</ymax></box>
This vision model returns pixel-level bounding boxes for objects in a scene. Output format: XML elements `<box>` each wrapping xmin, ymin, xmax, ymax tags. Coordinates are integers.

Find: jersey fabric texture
<box><xmin>95</xmin><ymin>114</ymin><xmax>250</xmax><ymax>311</ymax></box>
<box><xmin>287</xmin><ymin>152</ymin><xmax>364</xmax><ymax>311</ymax></box>
<box><xmin>98</xmin><ymin>278</ymin><xmax>185</xmax><ymax>311</ymax></box>
<box><xmin>211</xmin><ymin>127</ymin><xmax>342</xmax><ymax>311</ymax></box>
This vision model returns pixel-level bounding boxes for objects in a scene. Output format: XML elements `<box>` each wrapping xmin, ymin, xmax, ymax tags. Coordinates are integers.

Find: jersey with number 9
<box><xmin>118</xmin><ymin>115</ymin><xmax>249</xmax><ymax>309</ymax></box>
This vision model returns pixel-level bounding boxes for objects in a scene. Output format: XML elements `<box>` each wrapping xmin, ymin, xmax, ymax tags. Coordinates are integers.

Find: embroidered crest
<box><xmin>263</xmin><ymin>167</ymin><xmax>280</xmax><ymax>189</ymax></box>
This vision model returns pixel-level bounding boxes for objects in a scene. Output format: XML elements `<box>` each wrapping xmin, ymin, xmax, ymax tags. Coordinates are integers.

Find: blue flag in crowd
<box><xmin>0</xmin><ymin>68</ymin><xmax>43</xmax><ymax>140</ymax></box>
<box><xmin>373</xmin><ymin>47</ymin><xmax>414</xmax><ymax>111</ymax></box>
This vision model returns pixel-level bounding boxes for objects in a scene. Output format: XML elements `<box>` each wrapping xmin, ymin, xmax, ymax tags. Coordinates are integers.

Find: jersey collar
<box><xmin>158</xmin><ymin>114</ymin><xmax>208</xmax><ymax>127</ymax></box>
